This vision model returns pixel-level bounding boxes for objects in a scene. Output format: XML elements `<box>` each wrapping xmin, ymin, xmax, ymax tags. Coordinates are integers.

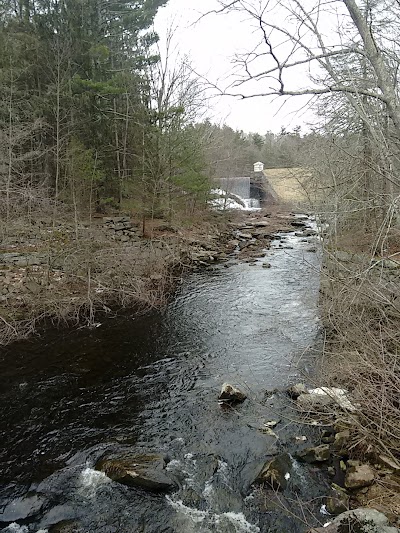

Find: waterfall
<box><xmin>218</xmin><ymin>178</ymin><xmax>250</xmax><ymax>199</ymax></box>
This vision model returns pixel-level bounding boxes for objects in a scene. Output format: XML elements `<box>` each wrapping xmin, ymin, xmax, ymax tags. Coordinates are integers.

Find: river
<box><xmin>0</xmin><ymin>217</ymin><xmax>330</xmax><ymax>533</ymax></box>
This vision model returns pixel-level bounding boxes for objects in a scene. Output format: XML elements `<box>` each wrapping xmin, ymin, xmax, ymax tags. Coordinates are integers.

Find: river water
<box><xmin>0</xmin><ymin>218</ymin><xmax>329</xmax><ymax>533</ymax></box>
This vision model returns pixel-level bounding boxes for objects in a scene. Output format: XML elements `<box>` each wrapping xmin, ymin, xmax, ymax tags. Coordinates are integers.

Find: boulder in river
<box><xmin>255</xmin><ymin>453</ymin><xmax>292</xmax><ymax>490</ymax></box>
<box><xmin>218</xmin><ymin>383</ymin><xmax>247</xmax><ymax>403</ymax></box>
<box><xmin>307</xmin><ymin>508</ymin><xmax>399</xmax><ymax>532</ymax></box>
<box><xmin>95</xmin><ymin>453</ymin><xmax>176</xmax><ymax>492</ymax></box>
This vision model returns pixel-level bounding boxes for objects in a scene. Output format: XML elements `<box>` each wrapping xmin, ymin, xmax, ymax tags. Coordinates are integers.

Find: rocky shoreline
<box><xmin>0</xmin><ymin>209</ymin><xmax>307</xmax><ymax>345</ymax></box>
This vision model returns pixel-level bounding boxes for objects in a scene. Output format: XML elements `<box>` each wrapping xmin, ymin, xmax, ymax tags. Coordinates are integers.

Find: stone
<box><xmin>291</xmin><ymin>221</ymin><xmax>306</xmax><ymax>228</ymax></box>
<box><xmin>297</xmin><ymin>387</ymin><xmax>356</xmax><ymax>412</ymax></box>
<box><xmin>25</xmin><ymin>280</ymin><xmax>42</xmax><ymax>294</ymax></box>
<box><xmin>287</xmin><ymin>383</ymin><xmax>308</xmax><ymax>399</ymax></box>
<box><xmin>333</xmin><ymin>430</ymin><xmax>351</xmax><ymax>455</ymax></box>
<box><xmin>262</xmin><ymin>262</ymin><xmax>271</xmax><ymax>268</ymax></box>
<box><xmin>345</xmin><ymin>464</ymin><xmax>375</xmax><ymax>489</ymax></box>
<box><xmin>96</xmin><ymin>453</ymin><xmax>175</xmax><ymax>492</ymax></box>
<box><xmin>307</xmin><ymin>508</ymin><xmax>399</xmax><ymax>532</ymax></box>
<box><xmin>328</xmin><ymin>466</ymin><xmax>336</xmax><ymax>477</ymax></box>
<box><xmin>0</xmin><ymin>494</ymin><xmax>45</xmax><ymax>522</ymax></box>
<box><xmin>326</xmin><ymin>487</ymin><xmax>349</xmax><ymax>515</ymax></box>
<box><xmin>297</xmin><ymin>444</ymin><xmax>330</xmax><ymax>463</ymax></box>
<box><xmin>264</xmin><ymin>419</ymin><xmax>280</xmax><ymax>428</ymax></box>
<box><xmin>114</xmin><ymin>223</ymin><xmax>124</xmax><ymax>231</ymax></box>
<box><xmin>253</xmin><ymin>221</ymin><xmax>270</xmax><ymax>227</ymax></box>
<box><xmin>218</xmin><ymin>383</ymin><xmax>247</xmax><ymax>403</ymax></box>
<box><xmin>255</xmin><ymin>453</ymin><xmax>292</xmax><ymax>490</ymax></box>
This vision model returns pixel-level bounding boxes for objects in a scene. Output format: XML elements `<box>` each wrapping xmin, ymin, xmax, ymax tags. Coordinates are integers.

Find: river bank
<box><xmin>0</xmin><ymin>208</ymin><xmax>305</xmax><ymax>346</ymax></box>
<box><xmin>307</xmin><ymin>231</ymin><xmax>400</xmax><ymax>530</ymax></box>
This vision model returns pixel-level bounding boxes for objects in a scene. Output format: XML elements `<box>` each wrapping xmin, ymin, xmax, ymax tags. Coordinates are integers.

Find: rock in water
<box><xmin>96</xmin><ymin>454</ymin><xmax>175</xmax><ymax>492</ymax></box>
<box><xmin>0</xmin><ymin>494</ymin><xmax>45</xmax><ymax>522</ymax></box>
<box><xmin>296</xmin><ymin>444</ymin><xmax>330</xmax><ymax>463</ymax></box>
<box><xmin>326</xmin><ymin>485</ymin><xmax>349</xmax><ymax>515</ymax></box>
<box><xmin>218</xmin><ymin>383</ymin><xmax>247</xmax><ymax>403</ymax></box>
<box><xmin>255</xmin><ymin>454</ymin><xmax>292</xmax><ymax>490</ymax></box>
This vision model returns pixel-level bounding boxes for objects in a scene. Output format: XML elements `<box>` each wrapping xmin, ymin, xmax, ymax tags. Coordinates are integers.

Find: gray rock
<box><xmin>297</xmin><ymin>444</ymin><xmax>330</xmax><ymax>463</ymax></box>
<box><xmin>262</xmin><ymin>262</ymin><xmax>271</xmax><ymax>268</ymax></box>
<box><xmin>308</xmin><ymin>508</ymin><xmax>399</xmax><ymax>532</ymax></box>
<box><xmin>0</xmin><ymin>494</ymin><xmax>45</xmax><ymax>522</ymax></box>
<box><xmin>344</xmin><ymin>464</ymin><xmax>375</xmax><ymax>489</ymax></box>
<box><xmin>297</xmin><ymin>387</ymin><xmax>356</xmax><ymax>412</ymax></box>
<box><xmin>218</xmin><ymin>383</ymin><xmax>247</xmax><ymax>403</ymax></box>
<box><xmin>333</xmin><ymin>430</ymin><xmax>350</xmax><ymax>455</ymax></box>
<box><xmin>96</xmin><ymin>453</ymin><xmax>175</xmax><ymax>492</ymax></box>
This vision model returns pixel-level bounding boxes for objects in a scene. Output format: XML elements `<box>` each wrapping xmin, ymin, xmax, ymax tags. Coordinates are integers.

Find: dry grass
<box><xmin>0</xmin><ymin>207</ymin><xmax>239</xmax><ymax>345</ymax></box>
<box><xmin>264</xmin><ymin>167</ymin><xmax>313</xmax><ymax>205</ymax></box>
<box><xmin>319</xmin><ymin>253</ymin><xmax>400</xmax><ymax>463</ymax></box>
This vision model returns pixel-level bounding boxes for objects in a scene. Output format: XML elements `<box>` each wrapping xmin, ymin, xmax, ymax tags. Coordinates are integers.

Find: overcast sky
<box><xmin>154</xmin><ymin>0</ymin><xmax>315</xmax><ymax>134</ymax></box>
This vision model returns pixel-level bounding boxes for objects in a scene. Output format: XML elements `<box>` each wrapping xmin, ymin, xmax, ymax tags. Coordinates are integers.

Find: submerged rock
<box><xmin>95</xmin><ymin>453</ymin><xmax>176</xmax><ymax>492</ymax></box>
<box><xmin>218</xmin><ymin>383</ymin><xmax>247</xmax><ymax>403</ymax></box>
<box><xmin>255</xmin><ymin>453</ymin><xmax>292</xmax><ymax>490</ymax></box>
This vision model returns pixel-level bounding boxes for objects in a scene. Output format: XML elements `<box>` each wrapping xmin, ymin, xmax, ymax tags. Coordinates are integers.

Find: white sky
<box><xmin>154</xmin><ymin>0</ymin><xmax>316</xmax><ymax>134</ymax></box>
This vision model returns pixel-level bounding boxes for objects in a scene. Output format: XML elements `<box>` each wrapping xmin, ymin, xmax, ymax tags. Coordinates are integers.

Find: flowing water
<box><xmin>0</xmin><ymin>218</ymin><xmax>330</xmax><ymax>533</ymax></box>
